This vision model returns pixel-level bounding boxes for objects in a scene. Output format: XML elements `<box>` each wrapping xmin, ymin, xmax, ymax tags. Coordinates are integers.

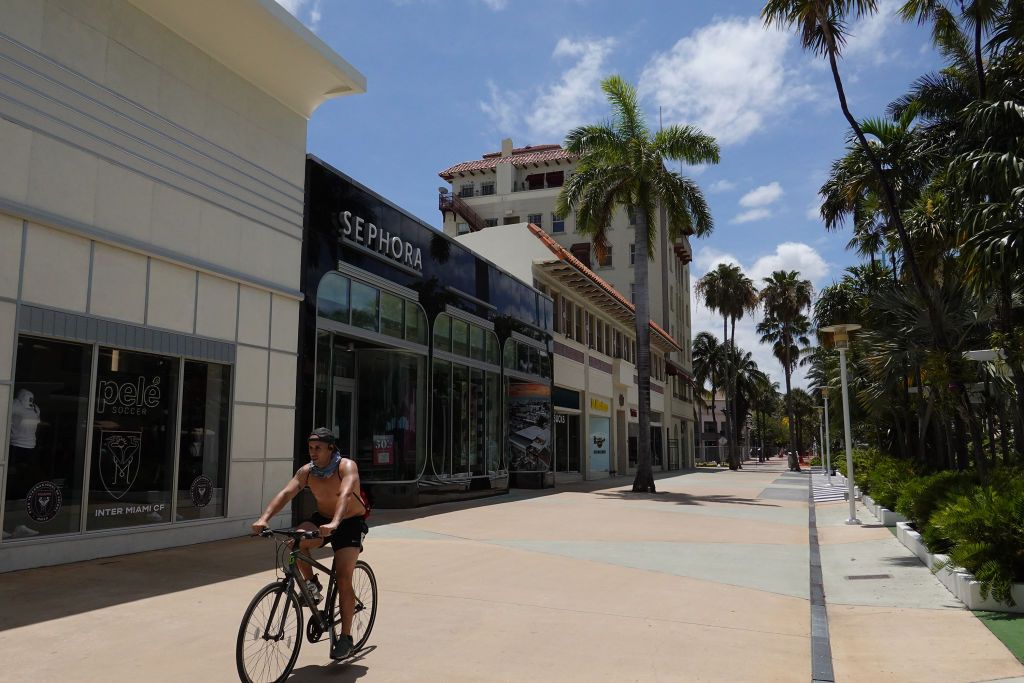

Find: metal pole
<box><xmin>839</xmin><ymin>347</ymin><xmax>860</xmax><ymax>524</ymax></box>
<box><xmin>824</xmin><ymin>394</ymin><xmax>832</xmax><ymax>486</ymax></box>
<box><xmin>819</xmin><ymin>408</ymin><xmax>825</xmax><ymax>476</ymax></box>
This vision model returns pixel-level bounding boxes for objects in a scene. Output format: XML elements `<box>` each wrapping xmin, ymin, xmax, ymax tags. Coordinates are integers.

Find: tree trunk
<box><xmin>824</xmin><ymin>46</ymin><xmax>949</xmax><ymax>353</ymax></box>
<box><xmin>722</xmin><ymin>316</ymin><xmax>736</xmax><ymax>470</ymax></box>
<box><xmin>730</xmin><ymin>316</ymin><xmax>740</xmax><ymax>469</ymax></box>
<box><xmin>784</xmin><ymin>334</ymin><xmax>799</xmax><ymax>471</ymax></box>
<box><xmin>632</xmin><ymin>205</ymin><xmax>656</xmax><ymax>493</ymax></box>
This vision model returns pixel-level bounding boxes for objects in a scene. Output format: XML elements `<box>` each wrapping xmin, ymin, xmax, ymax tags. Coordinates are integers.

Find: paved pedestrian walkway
<box><xmin>0</xmin><ymin>463</ymin><xmax>1020</xmax><ymax>682</ymax></box>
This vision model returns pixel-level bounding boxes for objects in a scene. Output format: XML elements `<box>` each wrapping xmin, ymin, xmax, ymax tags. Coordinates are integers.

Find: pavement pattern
<box><xmin>0</xmin><ymin>462</ymin><xmax>1021</xmax><ymax>682</ymax></box>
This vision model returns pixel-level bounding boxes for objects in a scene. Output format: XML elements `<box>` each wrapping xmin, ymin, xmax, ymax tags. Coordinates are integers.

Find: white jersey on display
<box><xmin>10</xmin><ymin>390</ymin><xmax>41</xmax><ymax>449</ymax></box>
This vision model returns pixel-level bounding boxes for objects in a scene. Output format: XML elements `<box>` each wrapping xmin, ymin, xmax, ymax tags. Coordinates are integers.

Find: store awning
<box><xmin>665</xmin><ymin>358</ymin><xmax>693</xmax><ymax>383</ymax></box>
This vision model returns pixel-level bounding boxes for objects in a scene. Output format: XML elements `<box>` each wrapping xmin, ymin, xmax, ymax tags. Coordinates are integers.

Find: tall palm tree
<box><xmin>758</xmin><ymin>270</ymin><xmax>814</xmax><ymax>470</ymax></box>
<box><xmin>695</xmin><ymin>264</ymin><xmax>759</xmax><ymax>469</ymax></box>
<box><xmin>762</xmin><ymin>0</ymin><xmax>947</xmax><ymax>352</ymax></box>
<box><xmin>557</xmin><ymin>75</ymin><xmax>719</xmax><ymax>492</ymax></box>
<box><xmin>692</xmin><ymin>331</ymin><xmax>726</xmax><ymax>463</ymax></box>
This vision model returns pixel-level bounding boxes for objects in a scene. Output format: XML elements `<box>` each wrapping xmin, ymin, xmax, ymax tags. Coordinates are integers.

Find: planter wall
<box><xmin>862</xmin><ymin>495</ymin><xmax>908</xmax><ymax>527</ymax></box>
<box><xmin>893</xmin><ymin>523</ymin><xmax>1024</xmax><ymax>613</ymax></box>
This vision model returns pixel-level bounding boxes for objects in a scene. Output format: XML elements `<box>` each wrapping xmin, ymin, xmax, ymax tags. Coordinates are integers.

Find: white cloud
<box><xmin>273</xmin><ymin>0</ymin><xmax>322</xmax><ymax>29</ymax></box>
<box><xmin>748</xmin><ymin>242</ymin><xmax>829</xmax><ymax>284</ymax></box>
<box><xmin>843</xmin><ymin>0</ymin><xmax>902</xmax><ymax>64</ymax></box>
<box><xmin>710</xmin><ymin>179</ymin><xmax>736</xmax><ymax>193</ymax></box>
<box><xmin>482</xmin><ymin>37</ymin><xmax>616</xmax><ymax>140</ymax></box>
<box><xmin>732</xmin><ymin>208</ymin><xmax>773</xmax><ymax>224</ymax></box>
<box><xmin>638</xmin><ymin>17</ymin><xmax>812</xmax><ymax>145</ymax></box>
<box><xmin>690</xmin><ymin>242</ymin><xmax>829</xmax><ymax>390</ymax></box>
<box><xmin>739</xmin><ymin>182</ymin><xmax>784</xmax><ymax>208</ymax></box>
<box><xmin>480</xmin><ymin>0</ymin><xmax>508</xmax><ymax>9</ymax></box>
<box><xmin>806</xmin><ymin>201</ymin><xmax>821</xmax><ymax>221</ymax></box>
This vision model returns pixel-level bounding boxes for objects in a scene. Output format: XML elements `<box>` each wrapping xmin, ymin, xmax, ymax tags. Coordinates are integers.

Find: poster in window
<box><xmin>589</xmin><ymin>416</ymin><xmax>611</xmax><ymax>473</ymax></box>
<box><xmin>507</xmin><ymin>381</ymin><xmax>552</xmax><ymax>472</ymax></box>
<box><xmin>373</xmin><ymin>434</ymin><xmax>394</xmax><ymax>465</ymax></box>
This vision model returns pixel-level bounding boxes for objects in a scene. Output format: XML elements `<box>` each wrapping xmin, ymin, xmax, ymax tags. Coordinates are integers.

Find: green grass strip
<box><xmin>974</xmin><ymin>611</ymin><xmax>1024</xmax><ymax>664</ymax></box>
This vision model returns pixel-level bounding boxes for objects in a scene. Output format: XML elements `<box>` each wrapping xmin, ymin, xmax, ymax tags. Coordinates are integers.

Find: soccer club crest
<box><xmin>190</xmin><ymin>475</ymin><xmax>213</xmax><ymax>508</ymax></box>
<box><xmin>26</xmin><ymin>481</ymin><xmax>62</xmax><ymax>522</ymax></box>
<box><xmin>99</xmin><ymin>431</ymin><xmax>143</xmax><ymax>500</ymax></box>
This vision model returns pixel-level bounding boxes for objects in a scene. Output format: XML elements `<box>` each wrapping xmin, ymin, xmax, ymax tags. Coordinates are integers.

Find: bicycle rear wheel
<box><xmin>330</xmin><ymin>560</ymin><xmax>378</xmax><ymax>653</ymax></box>
<box><xmin>236</xmin><ymin>581</ymin><xmax>303</xmax><ymax>683</ymax></box>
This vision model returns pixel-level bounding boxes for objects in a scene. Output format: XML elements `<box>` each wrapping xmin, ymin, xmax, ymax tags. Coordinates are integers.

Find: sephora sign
<box><xmin>339</xmin><ymin>210</ymin><xmax>422</xmax><ymax>272</ymax></box>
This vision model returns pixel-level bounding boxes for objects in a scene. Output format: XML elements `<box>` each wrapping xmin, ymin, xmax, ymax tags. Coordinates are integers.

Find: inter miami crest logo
<box><xmin>190</xmin><ymin>476</ymin><xmax>213</xmax><ymax>508</ymax></box>
<box><xmin>26</xmin><ymin>481</ymin><xmax>62</xmax><ymax>522</ymax></box>
<box><xmin>592</xmin><ymin>435</ymin><xmax>606</xmax><ymax>449</ymax></box>
<box><xmin>99</xmin><ymin>431</ymin><xmax>142</xmax><ymax>500</ymax></box>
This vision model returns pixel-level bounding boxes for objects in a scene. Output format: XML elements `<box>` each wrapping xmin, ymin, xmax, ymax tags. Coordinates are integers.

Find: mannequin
<box><xmin>10</xmin><ymin>389</ymin><xmax>41</xmax><ymax>449</ymax></box>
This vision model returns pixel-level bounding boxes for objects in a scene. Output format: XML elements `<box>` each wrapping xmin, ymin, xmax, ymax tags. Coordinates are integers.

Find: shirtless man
<box><xmin>252</xmin><ymin>427</ymin><xmax>368</xmax><ymax>660</ymax></box>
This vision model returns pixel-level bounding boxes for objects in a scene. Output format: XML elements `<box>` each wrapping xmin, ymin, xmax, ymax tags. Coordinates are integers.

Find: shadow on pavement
<box><xmin>882</xmin><ymin>555</ymin><xmax>927</xmax><ymax>568</ymax></box>
<box><xmin>288</xmin><ymin>647</ymin><xmax>376</xmax><ymax>681</ymax></box>
<box><xmin>591</xmin><ymin>490</ymin><xmax>780</xmax><ymax>508</ymax></box>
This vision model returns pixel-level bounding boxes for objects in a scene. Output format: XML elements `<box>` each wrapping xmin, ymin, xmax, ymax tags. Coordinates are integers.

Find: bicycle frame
<box><xmin>262</xmin><ymin>542</ymin><xmax>338</xmax><ymax>639</ymax></box>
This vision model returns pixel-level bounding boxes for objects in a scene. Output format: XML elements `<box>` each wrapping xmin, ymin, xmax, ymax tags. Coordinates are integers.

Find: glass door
<box><xmin>332</xmin><ymin>379</ymin><xmax>355</xmax><ymax>459</ymax></box>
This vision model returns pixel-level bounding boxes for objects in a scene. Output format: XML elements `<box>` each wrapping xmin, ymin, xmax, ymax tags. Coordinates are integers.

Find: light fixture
<box><xmin>819</xmin><ymin>324</ymin><xmax>862</xmax><ymax>524</ymax></box>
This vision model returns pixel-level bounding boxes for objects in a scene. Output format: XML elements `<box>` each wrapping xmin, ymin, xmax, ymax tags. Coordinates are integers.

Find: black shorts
<box><xmin>306</xmin><ymin>513</ymin><xmax>368</xmax><ymax>552</ymax></box>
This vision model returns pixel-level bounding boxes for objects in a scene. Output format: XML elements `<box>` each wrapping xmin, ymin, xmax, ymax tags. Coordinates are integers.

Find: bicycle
<box><xmin>235</xmin><ymin>528</ymin><xmax>378</xmax><ymax>683</ymax></box>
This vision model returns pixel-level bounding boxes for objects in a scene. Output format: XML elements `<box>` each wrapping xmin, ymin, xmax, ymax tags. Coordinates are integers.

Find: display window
<box><xmin>3</xmin><ymin>336</ymin><xmax>232</xmax><ymax>540</ymax></box>
<box><xmin>4</xmin><ymin>337</ymin><xmax>91</xmax><ymax>539</ymax></box>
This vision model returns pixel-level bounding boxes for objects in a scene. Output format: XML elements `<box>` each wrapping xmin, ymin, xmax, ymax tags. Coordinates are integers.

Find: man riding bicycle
<box><xmin>251</xmin><ymin>427</ymin><xmax>368</xmax><ymax>660</ymax></box>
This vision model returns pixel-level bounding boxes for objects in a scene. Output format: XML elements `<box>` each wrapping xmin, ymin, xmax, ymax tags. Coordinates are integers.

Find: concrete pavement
<box><xmin>0</xmin><ymin>462</ymin><xmax>1020</xmax><ymax>682</ymax></box>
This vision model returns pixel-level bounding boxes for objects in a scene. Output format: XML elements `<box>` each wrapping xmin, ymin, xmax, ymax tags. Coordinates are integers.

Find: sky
<box><xmin>276</xmin><ymin>0</ymin><xmax>943</xmax><ymax>390</ymax></box>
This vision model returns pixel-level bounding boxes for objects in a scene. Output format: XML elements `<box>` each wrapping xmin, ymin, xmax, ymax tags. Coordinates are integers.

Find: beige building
<box><xmin>440</xmin><ymin>139</ymin><xmax>697</xmax><ymax>469</ymax></box>
<box><xmin>459</xmin><ymin>223</ymin><xmax>690</xmax><ymax>479</ymax></box>
<box><xmin>0</xmin><ymin>0</ymin><xmax>364</xmax><ymax>570</ymax></box>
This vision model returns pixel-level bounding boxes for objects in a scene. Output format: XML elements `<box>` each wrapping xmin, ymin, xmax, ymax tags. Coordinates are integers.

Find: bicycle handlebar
<box><xmin>254</xmin><ymin>528</ymin><xmax>319</xmax><ymax>540</ymax></box>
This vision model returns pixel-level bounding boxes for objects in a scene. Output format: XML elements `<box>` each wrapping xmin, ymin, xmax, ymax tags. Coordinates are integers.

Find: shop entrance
<box><xmin>553</xmin><ymin>412</ymin><xmax>581</xmax><ymax>474</ymax></box>
<box><xmin>331</xmin><ymin>379</ymin><xmax>355</xmax><ymax>458</ymax></box>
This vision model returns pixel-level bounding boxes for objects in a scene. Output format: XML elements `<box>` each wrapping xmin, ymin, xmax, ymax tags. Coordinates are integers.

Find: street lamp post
<box><xmin>820</xmin><ymin>323</ymin><xmax>861</xmax><ymax>525</ymax></box>
<box><xmin>818</xmin><ymin>406</ymin><xmax>825</xmax><ymax>476</ymax></box>
<box><xmin>822</xmin><ymin>388</ymin><xmax>832</xmax><ymax>486</ymax></box>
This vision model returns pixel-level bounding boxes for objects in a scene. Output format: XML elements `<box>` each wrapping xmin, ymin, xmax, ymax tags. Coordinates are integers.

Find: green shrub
<box><xmin>810</xmin><ymin>455</ymin><xmax>822</xmax><ymax>466</ymax></box>
<box><xmin>930</xmin><ymin>473</ymin><xmax>1024</xmax><ymax>606</ymax></box>
<box><xmin>835</xmin><ymin>448</ymin><xmax>885</xmax><ymax>493</ymax></box>
<box><xmin>895</xmin><ymin>470</ymin><xmax>977</xmax><ymax>528</ymax></box>
<box><xmin>866</xmin><ymin>456</ymin><xmax>914</xmax><ymax>510</ymax></box>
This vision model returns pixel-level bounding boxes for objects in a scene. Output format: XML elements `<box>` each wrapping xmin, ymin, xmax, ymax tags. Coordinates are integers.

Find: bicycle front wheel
<box><xmin>331</xmin><ymin>560</ymin><xmax>378</xmax><ymax>653</ymax></box>
<box><xmin>236</xmin><ymin>581</ymin><xmax>303</xmax><ymax>683</ymax></box>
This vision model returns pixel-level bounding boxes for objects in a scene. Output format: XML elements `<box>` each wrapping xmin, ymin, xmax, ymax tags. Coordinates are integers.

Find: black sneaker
<box><xmin>331</xmin><ymin>633</ymin><xmax>354</xmax><ymax>660</ymax></box>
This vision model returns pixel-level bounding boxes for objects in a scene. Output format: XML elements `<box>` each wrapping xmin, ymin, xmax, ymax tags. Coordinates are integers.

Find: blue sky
<box><xmin>277</xmin><ymin>0</ymin><xmax>943</xmax><ymax>388</ymax></box>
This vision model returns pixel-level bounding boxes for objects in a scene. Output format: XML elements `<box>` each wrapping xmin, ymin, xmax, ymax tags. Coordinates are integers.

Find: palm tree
<box><xmin>692</xmin><ymin>331</ymin><xmax>726</xmax><ymax>463</ymax></box>
<box><xmin>762</xmin><ymin>0</ymin><xmax>947</xmax><ymax>352</ymax></box>
<box><xmin>557</xmin><ymin>75</ymin><xmax>720</xmax><ymax>492</ymax></box>
<box><xmin>758</xmin><ymin>270</ymin><xmax>814</xmax><ymax>470</ymax></box>
<box><xmin>695</xmin><ymin>264</ymin><xmax>759</xmax><ymax>469</ymax></box>
<box><xmin>732</xmin><ymin>347</ymin><xmax>771</xmax><ymax>461</ymax></box>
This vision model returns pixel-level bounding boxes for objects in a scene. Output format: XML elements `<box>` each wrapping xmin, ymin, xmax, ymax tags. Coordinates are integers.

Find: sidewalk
<box><xmin>0</xmin><ymin>463</ymin><xmax>1020</xmax><ymax>682</ymax></box>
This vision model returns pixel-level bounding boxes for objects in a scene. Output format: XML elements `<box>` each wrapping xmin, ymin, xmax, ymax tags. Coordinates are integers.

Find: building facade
<box><xmin>297</xmin><ymin>158</ymin><xmax>554</xmax><ymax>510</ymax></box>
<box><xmin>439</xmin><ymin>139</ymin><xmax>697</xmax><ymax>469</ymax></box>
<box><xmin>0</xmin><ymin>0</ymin><xmax>365</xmax><ymax>571</ymax></box>
<box><xmin>458</xmin><ymin>223</ymin><xmax>687</xmax><ymax>481</ymax></box>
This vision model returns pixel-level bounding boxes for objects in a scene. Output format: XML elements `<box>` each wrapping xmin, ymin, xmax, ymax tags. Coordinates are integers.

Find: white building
<box><xmin>0</xmin><ymin>0</ymin><xmax>365</xmax><ymax>571</ymax></box>
<box><xmin>458</xmin><ymin>223</ymin><xmax>689</xmax><ymax>480</ymax></box>
<box><xmin>439</xmin><ymin>139</ymin><xmax>698</xmax><ymax>469</ymax></box>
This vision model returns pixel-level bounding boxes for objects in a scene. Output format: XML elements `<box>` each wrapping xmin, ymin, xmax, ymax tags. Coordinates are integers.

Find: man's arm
<box><xmin>321</xmin><ymin>460</ymin><xmax>361</xmax><ymax>535</ymax></box>
<box><xmin>252</xmin><ymin>467</ymin><xmax>306</xmax><ymax>534</ymax></box>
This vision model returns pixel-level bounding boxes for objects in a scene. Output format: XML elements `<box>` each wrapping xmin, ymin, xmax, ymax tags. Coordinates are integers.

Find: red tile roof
<box><xmin>526</xmin><ymin>223</ymin><xmax>682</xmax><ymax>352</ymax></box>
<box><xmin>439</xmin><ymin>144</ymin><xmax>575</xmax><ymax>179</ymax></box>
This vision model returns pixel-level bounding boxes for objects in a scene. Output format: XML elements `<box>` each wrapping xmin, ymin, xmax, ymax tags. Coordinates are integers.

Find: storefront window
<box><xmin>314</xmin><ymin>331</ymin><xmax>331</xmax><ymax>428</ymax></box>
<box><xmin>350</xmin><ymin>281</ymin><xmax>379</xmax><ymax>332</ymax></box>
<box><xmin>407</xmin><ymin>306</ymin><xmax>427</xmax><ymax>345</ymax></box>
<box><xmin>470</xmin><ymin>325</ymin><xmax>485</xmax><ymax>362</ymax></box>
<box><xmin>507</xmin><ymin>380</ymin><xmax>552</xmax><ymax>473</ymax></box>
<box><xmin>430</xmin><ymin>359</ymin><xmax>451</xmax><ymax>476</ymax></box>
<box><xmin>452</xmin><ymin>364</ymin><xmax>469</xmax><ymax>474</ymax></box>
<box><xmin>352</xmin><ymin>350</ymin><xmax>425</xmax><ymax>481</ymax></box>
<box><xmin>503</xmin><ymin>340</ymin><xmax>516</xmax><ymax>369</ymax></box>
<box><xmin>380</xmin><ymin>292</ymin><xmax>404</xmax><ymax>339</ymax></box>
<box><xmin>88</xmin><ymin>348</ymin><xmax>179</xmax><ymax>530</ymax></box>
<box><xmin>4</xmin><ymin>337</ymin><xmax>92</xmax><ymax>539</ymax></box>
<box><xmin>176</xmin><ymin>361</ymin><xmax>230</xmax><ymax>521</ymax></box>
<box><xmin>451</xmin><ymin>319</ymin><xmax>469</xmax><ymax>358</ymax></box>
<box><xmin>433</xmin><ymin>314</ymin><xmax>451</xmax><ymax>354</ymax></box>
<box><xmin>485</xmin><ymin>372</ymin><xmax>501</xmax><ymax>473</ymax></box>
<box><xmin>469</xmin><ymin>368</ymin><xmax>484</xmax><ymax>475</ymax></box>
<box><xmin>554</xmin><ymin>413</ymin><xmax>581</xmax><ymax>473</ymax></box>
<box><xmin>486</xmin><ymin>336</ymin><xmax>499</xmax><ymax>365</ymax></box>
<box><xmin>317</xmin><ymin>273</ymin><xmax>350</xmax><ymax>324</ymax></box>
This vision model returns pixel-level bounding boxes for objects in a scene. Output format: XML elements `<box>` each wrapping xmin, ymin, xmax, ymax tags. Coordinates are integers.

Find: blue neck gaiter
<box><xmin>310</xmin><ymin>451</ymin><xmax>342</xmax><ymax>479</ymax></box>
